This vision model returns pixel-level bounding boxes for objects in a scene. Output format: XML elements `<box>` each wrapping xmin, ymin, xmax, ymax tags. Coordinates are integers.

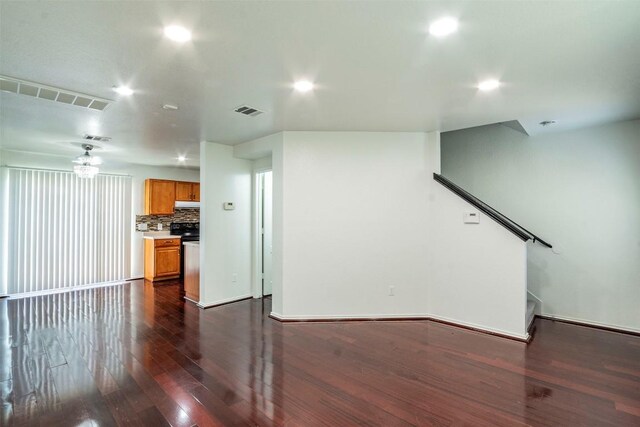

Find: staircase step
<box><xmin>526</xmin><ymin>300</ymin><xmax>535</xmax><ymax>315</ymax></box>
<box><xmin>526</xmin><ymin>300</ymin><xmax>536</xmax><ymax>329</ymax></box>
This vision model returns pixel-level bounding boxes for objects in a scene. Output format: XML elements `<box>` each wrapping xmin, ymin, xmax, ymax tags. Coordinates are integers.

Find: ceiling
<box><xmin>1</xmin><ymin>1</ymin><xmax>639</xmax><ymax>167</ymax></box>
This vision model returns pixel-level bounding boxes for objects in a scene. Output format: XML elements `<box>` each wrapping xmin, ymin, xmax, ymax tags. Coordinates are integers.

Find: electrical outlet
<box><xmin>388</xmin><ymin>285</ymin><xmax>395</xmax><ymax>296</ymax></box>
<box><xmin>232</xmin><ymin>273</ymin><xmax>238</xmax><ymax>283</ymax></box>
<box><xmin>157</xmin><ymin>223</ymin><xmax>163</xmax><ymax>231</ymax></box>
<box><xmin>137</xmin><ymin>223</ymin><xmax>148</xmax><ymax>231</ymax></box>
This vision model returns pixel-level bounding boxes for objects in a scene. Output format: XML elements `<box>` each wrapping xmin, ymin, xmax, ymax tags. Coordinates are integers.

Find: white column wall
<box><xmin>275</xmin><ymin>131</ymin><xmax>432</xmax><ymax>319</ymax></box>
<box><xmin>199</xmin><ymin>141</ymin><xmax>253</xmax><ymax>307</ymax></box>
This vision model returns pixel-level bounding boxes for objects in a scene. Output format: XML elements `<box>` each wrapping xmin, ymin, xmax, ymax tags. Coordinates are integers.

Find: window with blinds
<box><xmin>2</xmin><ymin>168</ymin><xmax>131</xmax><ymax>296</ymax></box>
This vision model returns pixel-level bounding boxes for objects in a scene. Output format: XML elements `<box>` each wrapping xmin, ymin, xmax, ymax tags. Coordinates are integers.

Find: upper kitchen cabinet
<box><xmin>145</xmin><ymin>179</ymin><xmax>176</xmax><ymax>215</ymax></box>
<box><xmin>193</xmin><ymin>183</ymin><xmax>200</xmax><ymax>201</ymax></box>
<box><xmin>175</xmin><ymin>181</ymin><xmax>200</xmax><ymax>202</ymax></box>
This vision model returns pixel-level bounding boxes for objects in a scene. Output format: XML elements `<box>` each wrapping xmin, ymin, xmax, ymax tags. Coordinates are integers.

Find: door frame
<box><xmin>252</xmin><ymin>168</ymin><xmax>272</xmax><ymax>298</ymax></box>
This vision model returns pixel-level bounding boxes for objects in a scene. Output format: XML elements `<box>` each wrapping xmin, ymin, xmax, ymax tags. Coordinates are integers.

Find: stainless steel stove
<box><xmin>170</xmin><ymin>222</ymin><xmax>199</xmax><ymax>280</ymax></box>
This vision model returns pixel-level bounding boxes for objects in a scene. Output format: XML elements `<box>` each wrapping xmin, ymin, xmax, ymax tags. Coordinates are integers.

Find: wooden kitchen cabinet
<box><xmin>193</xmin><ymin>183</ymin><xmax>200</xmax><ymax>201</ymax></box>
<box><xmin>144</xmin><ymin>238</ymin><xmax>181</xmax><ymax>281</ymax></box>
<box><xmin>175</xmin><ymin>181</ymin><xmax>200</xmax><ymax>202</ymax></box>
<box><xmin>144</xmin><ymin>179</ymin><xmax>176</xmax><ymax>215</ymax></box>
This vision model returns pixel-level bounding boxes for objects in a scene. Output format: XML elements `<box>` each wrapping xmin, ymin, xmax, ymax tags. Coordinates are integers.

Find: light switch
<box><xmin>137</xmin><ymin>223</ymin><xmax>148</xmax><ymax>231</ymax></box>
<box><xmin>463</xmin><ymin>212</ymin><xmax>480</xmax><ymax>224</ymax></box>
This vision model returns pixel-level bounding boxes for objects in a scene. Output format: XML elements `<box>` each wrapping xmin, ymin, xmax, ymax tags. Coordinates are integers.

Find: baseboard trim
<box><xmin>538</xmin><ymin>315</ymin><xmax>640</xmax><ymax>337</ymax></box>
<box><xmin>269</xmin><ymin>312</ymin><xmax>430</xmax><ymax>322</ymax></box>
<box><xmin>269</xmin><ymin>312</ymin><xmax>530</xmax><ymax>343</ymax></box>
<box><xmin>6</xmin><ymin>280</ymin><xmax>128</xmax><ymax>300</ymax></box>
<box><xmin>427</xmin><ymin>315</ymin><xmax>531</xmax><ymax>343</ymax></box>
<box><xmin>197</xmin><ymin>294</ymin><xmax>253</xmax><ymax>309</ymax></box>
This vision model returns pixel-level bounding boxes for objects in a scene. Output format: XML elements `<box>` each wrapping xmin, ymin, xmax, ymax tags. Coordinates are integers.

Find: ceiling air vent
<box><xmin>83</xmin><ymin>134</ymin><xmax>112</xmax><ymax>142</ymax></box>
<box><xmin>234</xmin><ymin>104</ymin><xmax>264</xmax><ymax>117</ymax></box>
<box><xmin>0</xmin><ymin>75</ymin><xmax>112</xmax><ymax>111</ymax></box>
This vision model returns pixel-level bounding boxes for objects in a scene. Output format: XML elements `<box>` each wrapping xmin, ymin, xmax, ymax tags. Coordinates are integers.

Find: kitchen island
<box><xmin>183</xmin><ymin>241</ymin><xmax>199</xmax><ymax>303</ymax></box>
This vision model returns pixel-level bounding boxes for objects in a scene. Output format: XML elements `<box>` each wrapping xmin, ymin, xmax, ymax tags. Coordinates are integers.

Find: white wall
<box><xmin>276</xmin><ymin>132</ymin><xmax>432</xmax><ymax>318</ymax></box>
<box><xmin>0</xmin><ymin>149</ymin><xmax>199</xmax><ymax>278</ymax></box>
<box><xmin>199</xmin><ymin>141</ymin><xmax>253</xmax><ymax>307</ymax></box>
<box><xmin>429</xmin><ymin>185</ymin><xmax>528</xmax><ymax>337</ymax></box>
<box><xmin>441</xmin><ymin>119</ymin><xmax>640</xmax><ymax>333</ymax></box>
<box><xmin>270</xmin><ymin>131</ymin><xmax>529</xmax><ymax>338</ymax></box>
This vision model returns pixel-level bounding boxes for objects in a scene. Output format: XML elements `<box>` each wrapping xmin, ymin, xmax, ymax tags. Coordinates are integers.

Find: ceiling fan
<box><xmin>73</xmin><ymin>144</ymin><xmax>102</xmax><ymax>178</ymax></box>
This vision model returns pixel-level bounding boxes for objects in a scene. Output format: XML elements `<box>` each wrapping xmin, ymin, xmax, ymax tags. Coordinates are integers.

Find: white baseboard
<box><xmin>269</xmin><ymin>312</ymin><xmax>429</xmax><ymax>321</ymax></box>
<box><xmin>540</xmin><ymin>313</ymin><xmax>640</xmax><ymax>335</ymax></box>
<box><xmin>7</xmin><ymin>280</ymin><xmax>128</xmax><ymax>300</ymax></box>
<box><xmin>197</xmin><ymin>293</ymin><xmax>253</xmax><ymax>309</ymax></box>
<box><xmin>270</xmin><ymin>311</ymin><xmax>529</xmax><ymax>341</ymax></box>
<box><xmin>427</xmin><ymin>313</ymin><xmax>530</xmax><ymax>341</ymax></box>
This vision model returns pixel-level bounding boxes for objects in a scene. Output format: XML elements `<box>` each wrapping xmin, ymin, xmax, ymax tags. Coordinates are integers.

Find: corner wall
<box><xmin>270</xmin><ymin>131</ymin><xmax>529</xmax><ymax>338</ymax></box>
<box><xmin>441</xmin><ymin>119</ymin><xmax>640</xmax><ymax>333</ymax></box>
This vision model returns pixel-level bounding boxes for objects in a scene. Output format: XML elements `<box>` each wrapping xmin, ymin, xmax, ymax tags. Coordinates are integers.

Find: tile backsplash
<box><xmin>136</xmin><ymin>208</ymin><xmax>199</xmax><ymax>231</ymax></box>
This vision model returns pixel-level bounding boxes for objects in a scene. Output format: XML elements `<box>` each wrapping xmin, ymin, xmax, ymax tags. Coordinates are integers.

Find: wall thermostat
<box><xmin>463</xmin><ymin>211</ymin><xmax>480</xmax><ymax>224</ymax></box>
<box><xmin>223</xmin><ymin>202</ymin><xmax>235</xmax><ymax>210</ymax></box>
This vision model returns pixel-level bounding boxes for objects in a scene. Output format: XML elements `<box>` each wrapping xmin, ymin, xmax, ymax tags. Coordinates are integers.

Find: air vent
<box><xmin>234</xmin><ymin>105</ymin><xmax>264</xmax><ymax>117</ymax></box>
<box><xmin>0</xmin><ymin>75</ymin><xmax>112</xmax><ymax>111</ymax></box>
<box><xmin>83</xmin><ymin>134</ymin><xmax>112</xmax><ymax>142</ymax></box>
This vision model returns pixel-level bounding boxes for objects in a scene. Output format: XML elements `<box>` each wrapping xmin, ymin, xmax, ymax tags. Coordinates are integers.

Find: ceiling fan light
<box><xmin>74</xmin><ymin>164</ymin><xmax>99</xmax><ymax>179</ymax></box>
<box><xmin>73</xmin><ymin>143</ymin><xmax>100</xmax><ymax>178</ymax></box>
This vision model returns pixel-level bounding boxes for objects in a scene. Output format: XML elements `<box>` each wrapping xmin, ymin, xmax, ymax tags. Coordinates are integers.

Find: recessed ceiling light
<box><xmin>428</xmin><ymin>17</ymin><xmax>458</xmax><ymax>37</ymax></box>
<box><xmin>177</xmin><ymin>155</ymin><xmax>186</xmax><ymax>162</ymax></box>
<box><xmin>293</xmin><ymin>80</ymin><xmax>314</xmax><ymax>93</ymax></box>
<box><xmin>164</xmin><ymin>25</ymin><xmax>192</xmax><ymax>43</ymax></box>
<box><xmin>163</xmin><ymin>104</ymin><xmax>179</xmax><ymax>110</ymax></box>
<box><xmin>112</xmin><ymin>85</ymin><xmax>133</xmax><ymax>96</ymax></box>
<box><xmin>478</xmin><ymin>79</ymin><xmax>501</xmax><ymax>92</ymax></box>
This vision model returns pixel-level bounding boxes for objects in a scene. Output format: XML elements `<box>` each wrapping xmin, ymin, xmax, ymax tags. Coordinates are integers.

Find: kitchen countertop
<box><xmin>142</xmin><ymin>232</ymin><xmax>174</xmax><ymax>240</ymax></box>
<box><xmin>183</xmin><ymin>241</ymin><xmax>200</xmax><ymax>247</ymax></box>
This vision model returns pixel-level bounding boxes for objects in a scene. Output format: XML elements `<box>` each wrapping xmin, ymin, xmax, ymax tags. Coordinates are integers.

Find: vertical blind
<box><xmin>5</xmin><ymin>168</ymin><xmax>131</xmax><ymax>295</ymax></box>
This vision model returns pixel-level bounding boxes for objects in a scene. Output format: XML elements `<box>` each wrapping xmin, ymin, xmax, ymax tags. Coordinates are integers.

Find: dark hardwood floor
<box><xmin>1</xmin><ymin>280</ymin><xmax>639</xmax><ymax>426</ymax></box>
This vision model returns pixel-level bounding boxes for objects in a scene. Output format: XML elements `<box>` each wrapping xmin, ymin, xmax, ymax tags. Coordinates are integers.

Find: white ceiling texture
<box><xmin>1</xmin><ymin>1</ymin><xmax>639</xmax><ymax>167</ymax></box>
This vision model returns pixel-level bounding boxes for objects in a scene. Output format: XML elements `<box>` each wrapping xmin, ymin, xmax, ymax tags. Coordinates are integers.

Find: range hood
<box><xmin>175</xmin><ymin>201</ymin><xmax>200</xmax><ymax>209</ymax></box>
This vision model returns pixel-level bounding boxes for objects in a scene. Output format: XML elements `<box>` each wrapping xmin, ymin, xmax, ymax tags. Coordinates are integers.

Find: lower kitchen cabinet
<box><xmin>144</xmin><ymin>238</ymin><xmax>181</xmax><ymax>281</ymax></box>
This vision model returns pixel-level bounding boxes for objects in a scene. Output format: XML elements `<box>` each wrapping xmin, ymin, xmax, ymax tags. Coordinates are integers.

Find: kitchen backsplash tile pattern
<box><xmin>136</xmin><ymin>208</ymin><xmax>199</xmax><ymax>231</ymax></box>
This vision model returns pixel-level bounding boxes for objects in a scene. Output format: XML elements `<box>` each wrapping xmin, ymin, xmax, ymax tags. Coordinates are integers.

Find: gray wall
<box><xmin>441</xmin><ymin>119</ymin><xmax>640</xmax><ymax>332</ymax></box>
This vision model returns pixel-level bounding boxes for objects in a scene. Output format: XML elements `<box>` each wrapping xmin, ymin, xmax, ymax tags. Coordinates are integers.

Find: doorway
<box><xmin>257</xmin><ymin>171</ymin><xmax>273</xmax><ymax>297</ymax></box>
